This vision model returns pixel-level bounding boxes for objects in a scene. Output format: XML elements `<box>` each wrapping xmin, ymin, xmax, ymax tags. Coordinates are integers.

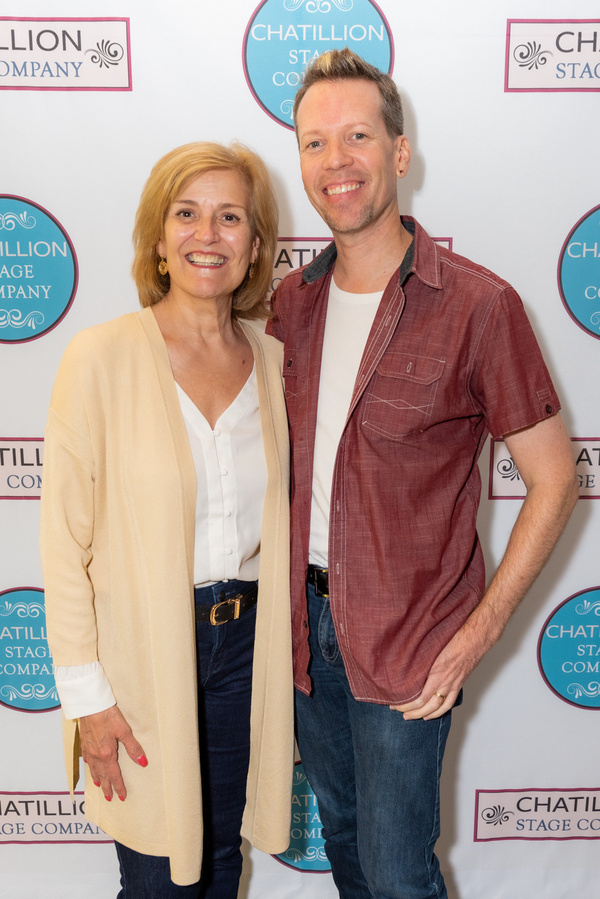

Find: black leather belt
<box><xmin>195</xmin><ymin>583</ymin><xmax>258</xmax><ymax>625</ymax></box>
<box><xmin>307</xmin><ymin>565</ymin><xmax>329</xmax><ymax>597</ymax></box>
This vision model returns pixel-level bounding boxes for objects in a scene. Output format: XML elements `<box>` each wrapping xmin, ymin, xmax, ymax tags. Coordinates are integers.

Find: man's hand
<box><xmin>79</xmin><ymin>705</ymin><xmax>148</xmax><ymax>801</ymax></box>
<box><xmin>390</xmin><ymin>611</ymin><xmax>493</xmax><ymax>720</ymax></box>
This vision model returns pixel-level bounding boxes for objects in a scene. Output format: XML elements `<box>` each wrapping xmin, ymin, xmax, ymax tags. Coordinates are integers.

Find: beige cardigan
<box><xmin>40</xmin><ymin>308</ymin><xmax>293</xmax><ymax>885</ymax></box>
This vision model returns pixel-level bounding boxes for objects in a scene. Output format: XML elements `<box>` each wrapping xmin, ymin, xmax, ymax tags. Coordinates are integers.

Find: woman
<box><xmin>40</xmin><ymin>142</ymin><xmax>293</xmax><ymax>897</ymax></box>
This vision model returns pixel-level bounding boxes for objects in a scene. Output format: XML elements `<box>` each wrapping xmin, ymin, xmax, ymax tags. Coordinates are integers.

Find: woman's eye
<box><xmin>175</xmin><ymin>209</ymin><xmax>194</xmax><ymax>218</ymax></box>
<box><xmin>222</xmin><ymin>213</ymin><xmax>240</xmax><ymax>222</ymax></box>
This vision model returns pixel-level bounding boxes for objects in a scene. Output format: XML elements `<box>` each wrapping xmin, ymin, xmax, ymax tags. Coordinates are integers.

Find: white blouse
<box><xmin>54</xmin><ymin>366</ymin><xmax>267</xmax><ymax>719</ymax></box>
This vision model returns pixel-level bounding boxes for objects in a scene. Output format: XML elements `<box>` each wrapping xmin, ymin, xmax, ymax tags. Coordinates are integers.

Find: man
<box><xmin>268</xmin><ymin>48</ymin><xmax>577</xmax><ymax>899</ymax></box>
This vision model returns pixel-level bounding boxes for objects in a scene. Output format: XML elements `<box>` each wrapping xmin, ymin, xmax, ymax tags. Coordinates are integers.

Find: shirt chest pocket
<box><xmin>362</xmin><ymin>353</ymin><xmax>445</xmax><ymax>440</ymax></box>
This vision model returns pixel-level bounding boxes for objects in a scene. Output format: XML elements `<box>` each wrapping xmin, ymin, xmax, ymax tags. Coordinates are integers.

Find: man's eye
<box><xmin>307</xmin><ymin>140</ymin><xmax>321</xmax><ymax>149</ymax></box>
<box><xmin>353</xmin><ymin>132</ymin><xmax>366</xmax><ymax>140</ymax></box>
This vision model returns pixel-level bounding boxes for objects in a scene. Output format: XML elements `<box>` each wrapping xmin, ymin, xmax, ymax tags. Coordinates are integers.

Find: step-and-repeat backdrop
<box><xmin>1</xmin><ymin>1</ymin><xmax>598</xmax><ymax>896</ymax></box>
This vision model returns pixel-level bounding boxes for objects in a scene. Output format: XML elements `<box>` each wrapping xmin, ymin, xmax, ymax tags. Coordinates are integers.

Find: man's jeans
<box><xmin>116</xmin><ymin>580</ymin><xmax>256</xmax><ymax>898</ymax></box>
<box><xmin>295</xmin><ymin>584</ymin><xmax>451</xmax><ymax>899</ymax></box>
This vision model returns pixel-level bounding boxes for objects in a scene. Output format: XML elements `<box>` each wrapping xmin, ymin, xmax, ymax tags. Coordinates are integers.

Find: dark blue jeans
<box><xmin>295</xmin><ymin>585</ymin><xmax>451</xmax><ymax>899</ymax></box>
<box><xmin>116</xmin><ymin>580</ymin><xmax>256</xmax><ymax>898</ymax></box>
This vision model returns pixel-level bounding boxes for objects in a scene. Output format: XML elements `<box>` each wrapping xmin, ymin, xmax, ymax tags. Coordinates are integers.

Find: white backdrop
<box><xmin>1</xmin><ymin>1</ymin><xmax>599</xmax><ymax>896</ymax></box>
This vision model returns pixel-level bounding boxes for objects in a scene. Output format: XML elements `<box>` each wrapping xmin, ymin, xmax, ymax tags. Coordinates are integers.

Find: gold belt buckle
<box><xmin>209</xmin><ymin>594</ymin><xmax>241</xmax><ymax>626</ymax></box>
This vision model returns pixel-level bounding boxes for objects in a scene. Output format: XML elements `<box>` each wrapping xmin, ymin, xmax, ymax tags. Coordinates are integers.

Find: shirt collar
<box><xmin>301</xmin><ymin>216</ymin><xmax>442</xmax><ymax>290</ymax></box>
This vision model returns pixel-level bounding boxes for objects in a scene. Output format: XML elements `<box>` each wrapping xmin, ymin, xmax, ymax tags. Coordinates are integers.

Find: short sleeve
<box><xmin>469</xmin><ymin>286</ymin><xmax>560</xmax><ymax>439</ymax></box>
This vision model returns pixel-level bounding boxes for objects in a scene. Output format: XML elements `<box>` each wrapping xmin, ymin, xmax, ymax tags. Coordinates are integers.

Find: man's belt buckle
<box><xmin>210</xmin><ymin>594</ymin><xmax>241</xmax><ymax>625</ymax></box>
<box><xmin>312</xmin><ymin>567</ymin><xmax>329</xmax><ymax>597</ymax></box>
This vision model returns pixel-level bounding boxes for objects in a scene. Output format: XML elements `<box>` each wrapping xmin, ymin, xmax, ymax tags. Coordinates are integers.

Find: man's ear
<box><xmin>395</xmin><ymin>136</ymin><xmax>411</xmax><ymax>179</ymax></box>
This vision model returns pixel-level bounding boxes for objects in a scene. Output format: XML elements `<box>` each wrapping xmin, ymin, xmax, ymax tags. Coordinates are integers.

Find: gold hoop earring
<box><xmin>248</xmin><ymin>262</ymin><xmax>255</xmax><ymax>280</ymax></box>
<box><xmin>158</xmin><ymin>257</ymin><xmax>168</xmax><ymax>276</ymax></box>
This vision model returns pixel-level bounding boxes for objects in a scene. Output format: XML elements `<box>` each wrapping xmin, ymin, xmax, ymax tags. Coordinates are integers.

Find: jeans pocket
<box><xmin>317</xmin><ymin>598</ymin><xmax>340</xmax><ymax>663</ymax></box>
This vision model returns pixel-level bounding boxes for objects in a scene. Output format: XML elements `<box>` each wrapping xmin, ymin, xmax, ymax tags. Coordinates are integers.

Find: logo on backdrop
<box><xmin>0</xmin><ymin>439</ymin><xmax>44</xmax><ymax>500</ymax></box>
<box><xmin>273</xmin><ymin>762</ymin><xmax>330</xmax><ymax>872</ymax></box>
<box><xmin>0</xmin><ymin>18</ymin><xmax>131</xmax><ymax>90</ymax></box>
<box><xmin>243</xmin><ymin>0</ymin><xmax>393</xmax><ymax>129</ymax></box>
<box><xmin>0</xmin><ymin>792</ymin><xmax>111</xmax><ymax>843</ymax></box>
<box><xmin>475</xmin><ymin>788</ymin><xmax>600</xmax><ymax>840</ymax></box>
<box><xmin>489</xmin><ymin>437</ymin><xmax>600</xmax><ymax>500</ymax></box>
<box><xmin>0</xmin><ymin>588</ymin><xmax>58</xmax><ymax>712</ymax></box>
<box><xmin>270</xmin><ymin>237</ymin><xmax>332</xmax><ymax>297</ymax></box>
<box><xmin>0</xmin><ymin>196</ymin><xmax>77</xmax><ymax>343</ymax></box>
<box><xmin>558</xmin><ymin>205</ymin><xmax>600</xmax><ymax>341</ymax></box>
<box><xmin>538</xmin><ymin>587</ymin><xmax>600</xmax><ymax>710</ymax></box>
<box><xmin>505</xmin><ymin>20</ymin><xmax>600</xmax><ymax>91</ymax></box>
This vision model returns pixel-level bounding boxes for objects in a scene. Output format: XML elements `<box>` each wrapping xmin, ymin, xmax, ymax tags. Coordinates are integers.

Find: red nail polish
<box><xmin>93</xmin><ymin>780</ymin><xmax>100</xmax><ymax>787</ymax></box>
<box><xmin>137</xmin><ymin>754</ymin><xmax>148</xmax><ymax>768</ymax></box>
<box><xmin>104</xmin><ymin>794</ymin><xmax>112</xmax><ymax>802</ymax></box>
<box><xmin>118</xmin><ymin>795</ymin><xmax>125</xmax><ymax>802</ymax></box>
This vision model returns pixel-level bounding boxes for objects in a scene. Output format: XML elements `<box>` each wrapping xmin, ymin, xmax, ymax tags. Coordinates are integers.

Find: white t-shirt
<box><xmin>309</xmin><ymin>280</ymin><xmax>383</xmax><ymax>568</ymax></box>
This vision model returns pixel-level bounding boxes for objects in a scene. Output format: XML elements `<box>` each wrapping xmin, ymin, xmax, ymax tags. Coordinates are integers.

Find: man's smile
<box><xmin>324</xmin><ymin>181</ymin><xmax>363</xmax><ymax>196</ymax></box>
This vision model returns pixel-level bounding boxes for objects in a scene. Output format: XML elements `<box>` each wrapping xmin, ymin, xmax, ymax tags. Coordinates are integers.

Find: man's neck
<box><xmin>331</xmin><ymin>215</ymin><xmax>412</xmax><ymax>294</ymax></box>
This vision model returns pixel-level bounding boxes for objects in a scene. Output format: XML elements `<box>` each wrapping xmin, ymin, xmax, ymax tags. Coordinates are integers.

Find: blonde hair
<box><xmin>132</xmin><ymin>141</ymin><xmax>278</xmax><ymax>319</ymax></box>
<box><xmin>293</xmin><ymin>48</ymin><xmax>404</xmax><ymax>141</ymax></box>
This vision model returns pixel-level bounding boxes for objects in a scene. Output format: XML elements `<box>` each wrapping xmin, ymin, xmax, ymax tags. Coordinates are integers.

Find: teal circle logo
<box><xmin>0</xmin><ymin>588</ymin><xmax>59</xmax><ymax>712</ymax></box>
<box><xmin>0</xmin><ymin>196</ymin><xmax>78</xmax><ymax>343</ymax></box>
<box><xmin>558</xmin><ymin>205</ymin><xmax>600</xmax><ymax>341</ymax></box>
<box><xmin>243</xmin><ymin>0</ymin><xmax>393</xmax><ymax>129</ymax></box>
<box><xmin>274</xmin><ymin>761</ymin><xmax>330</xmax><ymax>871</ymax></box>
<box><xmin>538</xmin><ymin>587</ymin><xmax>600</xmax><ymax>710</ymax></box>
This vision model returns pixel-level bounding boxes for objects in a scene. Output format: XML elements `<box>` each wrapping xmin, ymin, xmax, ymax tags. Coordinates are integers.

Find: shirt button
<box><xmin>220</xmin><ymin>468</ymin><xmax>228</xmax><ymax>477</ymax></box>
<box><xmin>224</xmin><ymin>510</ymin><xmax>231</xmax><ymax>518</ymax></box>
<box><xmin>224</xmin><ymin>548</ymin><xmax>233</xmax><ymax>556</ymax></box>
<box><xmin>213</xmin><ymin>428</ymin><xmax>221</xmax><ymax>437</ymax></box>
<box><xmin>545</xmin><ymin>404</ymin><xmax>553</xmax><ymax>414</ymax></box>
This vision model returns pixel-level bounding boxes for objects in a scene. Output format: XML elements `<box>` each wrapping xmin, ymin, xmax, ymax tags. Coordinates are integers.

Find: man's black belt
<box><xmin>195</xmin><ymin>583</ymin><xmax>258</xmax><ymax>625</ymax></box>
<box><xmin>307</xmin><ymin>565</ymin><xmax>329</xmax><ymax>597</ymax></box>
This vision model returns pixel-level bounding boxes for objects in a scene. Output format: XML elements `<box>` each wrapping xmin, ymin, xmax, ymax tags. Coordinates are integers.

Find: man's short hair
<box><xmin>293</xmin><ymin>48</ymin><xmax>404</xmax><ymax>140</ymax></box>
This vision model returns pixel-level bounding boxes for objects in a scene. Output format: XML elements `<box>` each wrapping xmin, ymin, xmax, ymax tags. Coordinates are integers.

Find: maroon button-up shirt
<box><xmin>268</xmin><ymin>218</ymin><xmax>560</xmax><ymax>704</ymax></box>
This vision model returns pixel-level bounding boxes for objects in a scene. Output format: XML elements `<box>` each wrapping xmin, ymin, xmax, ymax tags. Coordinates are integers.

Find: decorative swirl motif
<box><xmin>86</xmin><ymin>40</ymin><xmax>124</xmax><ymax>69</ymax></box>
<box><xmin>293</xmin><ymin>769</ymin><xmax>308</xmax><ymax>786</ymax></box>
<box><xmin>285</xmin><ymin>846</ymin><xmax>328</xmax><ymax>861</ymax></box>
<box><xmin>280</xmin><ymin>99</ymin><xmax>294</xmax><ymax>121</ymax></box>
<box><xmin>575</xmin><ymin>599</ymin><xmax>600</xmax><ymax>617</ymax></box>
<box><xmin>513</xmin><ymin>42</ymin><xmax>553</xmax><ymax>71</ymax></box>
<box><xmin>0</xmin><ymin>601</ymin><xmax>44</xmax><ymax>618</ymax></box>
<box><xmin>0</xmin><ymin>684</ymin><xmax>58</xmax><ymax>701</ymax></box>
<box><xmin>284</xmin><ymin>0</ymin><xmax>353</xmax><ymax>11</ymax></box>
<box><xmin>496</xmin><ymin>457</ymin><xmax>521</xmax><ymax>482</ymax></box>
<box><xmin>0</xmin><ymin>309</ymin><xmax>45</xmax><ymax>330</ymax></box>
<box><xmin>480</xmin><ymin>805</ymin><xmax>514</xmax><ymax>826</ymax></box>
<box><xmin>0</xmin><ymin>211</ymin><xmax>36</xmax><ymax>230</ymax></box>
<box><xmin>567</xmin><ymin>682</ymin><xmax>600</xmax><ymax>699</ymax></box>
<box><xmin>591</xmin><ymin>311</ymin><xmax>600</xmax><ymax>330</ymax></box>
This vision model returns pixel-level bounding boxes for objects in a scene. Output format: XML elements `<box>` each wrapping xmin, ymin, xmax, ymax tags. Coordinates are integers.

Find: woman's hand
<box><xmin>79</xmin><ymin>705</ymin><xmax>148</xmax><ymax>802</ymax></box>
